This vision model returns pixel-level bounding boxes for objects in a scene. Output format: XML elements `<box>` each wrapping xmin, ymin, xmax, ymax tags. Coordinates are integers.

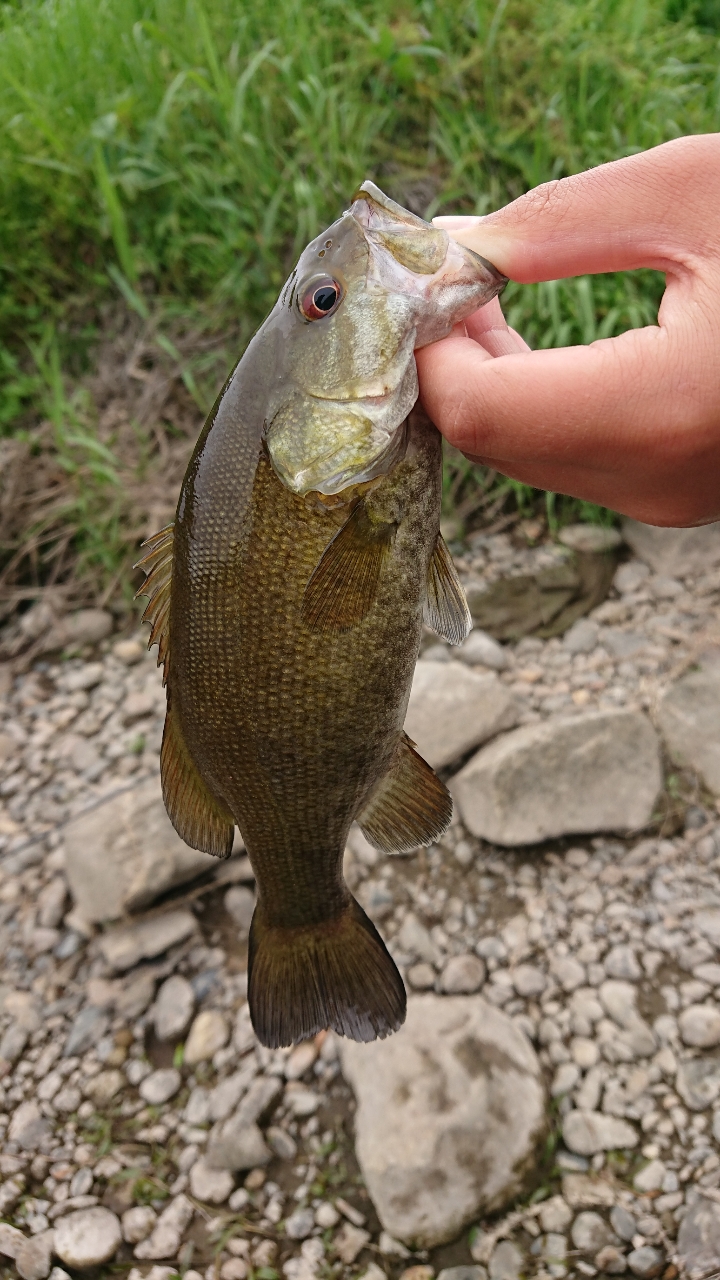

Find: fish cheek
<box><xmin>266</xmin><ymin>399</ymin><xmax>379</xmax><ymax>496</ymax></box>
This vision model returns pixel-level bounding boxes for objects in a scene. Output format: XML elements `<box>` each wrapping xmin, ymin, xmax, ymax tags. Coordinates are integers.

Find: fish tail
<box><xmin>247</xmin><ymin>896</ymin><xmax>406</xmax><ymax>1049</ymax></box>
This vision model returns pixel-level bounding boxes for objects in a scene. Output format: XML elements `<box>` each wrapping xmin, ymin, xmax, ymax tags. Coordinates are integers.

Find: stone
<box><xmin>563</xmin><ymin>618</ymin><xmax>599</xmax><ymax>654</ymax></box>
<box><xmin>626</xmin><ymin>1246</ymin><xmax>663</xmax><ymax>1278</ymax></box>
<box><xmin>153</xmin><ymin>975</ymin><xmax>195</xmax><ymax>1041</ymax></box>
<box><xmin>44</xmin><ymin>609</ymin><xmax>114</xmax><ymax>652</ymax></box>
<box><xmin>334</xmin><ymin>1222</ymin><xmax>371</xmax><ymax>1264</ymax></box>
<box><xmin>633</xmin><ymin>1161</ymin><xmax>665</xmax><ymax>1194</ymax></box>
<box><xmin>610</xmin><ymin>1207</ymin><xmax>636</xmax><ymax>1242</ymax></box>
<box><xmin>139</xmin><ymin>1067</ymin><xmax>181</xmax><ymax>1105</ymax></box>
<box><xmin>208</xmin><ymin>1064</ymin><xmax>257</xmax><ymax>1122</ymax></box>
<box><xmin>99</xmin><ymin>909</ymin><xmax>197</xmax><ymax>972</ymax></box>
<box><xmin>267</xmin><ymin>1127</ymin><xmax>298</xmax><ymax>1160</ymax></box>
<box><xmin>679</xmin><ymin>1003</ymin><xmax>720</xmax><ymax>1047</ymax></box>
<box><xmin>554</xmin><ymin>957</ymin><xmax>585</xmax><ymax>992</ymax></box>
<box><xmin>677</xmin><ymin>1189</ymin><xmax>720</xmax><ymax>1276</ymax></box>
<box><xmin>285</xmin><ymin>1042</ymin><xmax>319</xmax><ymax>1079</ymax></box>
<box><xmin>622</xmin><ymin>517</ymin><xmax>720</xmax><ymax>576</ymax></box>
<box><xmin>8</xmin><ymin>1101</ymin><xmax>51</xmax><ymax>1151</ymax></box>
<box><xmin>488</xmin><ymin>1241</ymin><xmax>523</xmax><ymax>1280</ymax></box>
<box><xmin>206</xmin><ymin>1121</ymin><xmax>271</xmax><ymax>1172</ymax></box>
<box><xmin>122</xmin><ymin>1206</ymin><xmax>157</xmax><ymax>1244</ymax></box>
<box><xmin>64</xmin><ymin>778</ymin><xmax>213</xmax><ymax>921</ymax></box>
<box><xmin>315</xmin><ymin>1203</ymin><xmax>340</xmax><ymax>1229</ymax></box>
<box><xmin>398</xmin><ymin>914</ymin><xmax>441</xmax><ymax>966</ymax></box>
<box><xmin>658</xmin><ymin>665</ymin><xmax>720</xmax><ymax>794</ymax></box>
<box><xmin>37</xmin><ymin>877</ymin><xmax>67</xmax><ymax>929</ymax></box>
<box><xmin>83</xmin><ymin>1069</ymin><xmax>124</xmax><ymax>1106</ymax></box>
<box><xmin>404</xmin><ymin>661</ymin><xmax>519</xmax><ymax>770</ymax></box>
<box><xmin>54</xmin><ymin>1207</ymin><xmax>122</xmax><ymax>1268</ymax></box>
<box><xmin>188</xmin><ymin>1159</ymin><xmax>233</xmax><ymax>1204</ymax></box>
<box><xmin>113</xmin><ymin>639</ymin><xmax>144</xmax><ymax>665</ymax></box>
<box><xmin>543</xmin><ymin>1232</ymin><xmax>567</xmax><ymax>1278</ymax></box>
<box><xmin>512</xmin><ymin>965</ymin><xmax>546</xmax><ymax>997</ymax></box>
<box><xmin>604</xmin><ymin>945</ymin><xmax>641</xmax><ymax>981</ymax></box>
<box><xmin>595</xmin><ymin>1246</ymin><xmax>628</xmax><ymax>1274</ymax></box>
<box><xmin>286</xmin><ymin>1207</ymin><xmax>315</xmax><ymax>1240</ymax></box>
<box><xmin>133</xmin><ymin>1194</ymin><xmax>194</xmax><ymax>1260</ymax></box>
<box><xmin>439</xmin><ymin>954</ymin><xmax>486</xmax><ymax>994</ymax></box>
<box><xmin>64</xmin><ymin>1006</ymin><xmax>109</xmax><ymax>1056</ymax></box>
<box><xmin>451</xmin><ymin>710</ymin><xmax>661</xmax><ymax>846</ymax></box>
<box><xmin>571</xmin><ymin>1211</ymin><xmax>614</xmax><ymax>1254</ymax></box>
<box><xmin>540</xmin><ymin>1198</ymin><xmax>573</xmax><ymax>1232</ymax></box>
<box><xmin>184</xmin><ymin>1009</ymin><xmax>228</xmax><ymax>1065</ymax></box>
<box><xmin>562</xmin><ymin>1111</ymin><xmax>638</xmax><ymax>1156</ymax></box>
<box><xmin>456</xmin><ymin>630</ymin><xmax>509</xmax><ymax>671</ymax></box>
<box><xmin>571</xmin><ymin>1038</ymin><xmax>599</xmax><ymax>1069</ymax></box>
<box><xmin>563</xmin><ymin>1176</ymin><xmax>615</xmax><ymax>1210</ymax></box>
<box><xmin>676</xmin><ymin>1055</ymin><xmax>720</xmax><ymax>1110</ymax></box>
<box><xmin>696</xmin><ymin>909</ymin><xmax>720</xmax><ymax>947</ymax></box>
<box><xmin>438</xmin><ymin>1268</ymin><xmax>486</xmax><ymax>1280</ymax></box>
<box><xmin>408</xmin><ymin>963</ymin><xmax>436</xmax><ymax>989</ymax></box>
<box><xmin>340</xmin><ymin>994</ymin><xmax>546</xmax><ymax>1246</ymax></box>
<box><xmin>559</xmin><ymin>524</ymin><xmax>622</xmax><ymax>554</ymax></box>
<box><xmin>16</xmin><ymin>1231</ymin><xmax>55</xmax><ymax>1280</ymax></box>
<box><xmin>0</xmin><ymin>1222</ymin><xmax>25</xmax><ymax>1258</ymax></box>
<box><xmin>225</xmin><ymin>885</ymin><xmax>255</xmax><ymax>932</ymax></box>
<box><xmin>551</xmin><ymin>1063</ymin><xmax>580</xmax><ymax>1097</ymax></box>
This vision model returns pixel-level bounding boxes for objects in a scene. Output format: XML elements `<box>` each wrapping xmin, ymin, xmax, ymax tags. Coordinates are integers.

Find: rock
<box><xmin>64</xmin><ymin>777</ymin><xmax>214</xmax><ymax>922</ymax></box>
<box><xmin>676</xmin><ymin>1056</ymin><xmax>720</xmax><ymax>1110</ymax></box>
<box><xmin>184</xmin><ymin>1010</ymin><xmax>229</xmax><ymax>1065</ymax></box>
<box><xmin>626</xmin><ymin>1246</ymin><xmax>664</xmax><ymax>1278</ymax></box>
<box><xmin>696</xmin><ymin>909</ymin><xmax>720</xmax><ymax>947</ymax></box>
<box><xmin>456</xmin><ymin>630</ymin><xmax>509</xmax><ymax>671</ymax></box>
<box><xmin>610</xmin><ymin>1207</ymin><xmax>637</xmax><ymax>1242</ymax></box>
<box><xmin>551</xmin><ymin>1063</ymin><xmax>580</xmax><ymax>1097</ymax></box>
<box><xmin>622</xmin><ymin>518</ymin><xmax>720</xmax><ymax>577</ymax></box>
<box><xmin>64</xmin><ymin>1006</ymin><xmax>109</xmax><ymax>1056</ymax></box>
<box><xmin>315</xmin><ymin>1203</ymin><xmax>340</xmax><ymax>1229</ymax></box>
<box><xmin>439</xmin><ymin>954</ymin><xmax>486</xmax><ymax>994</ymax></box>
<box><xmin>677</xmin><ymin>1189</ymin><xmax>720</xmax><ymax>1276</ymax></box>
<box><xmin>188</xmin><ymin>1159</ymin><xmax>233</xmax><ymax>1204</ymax></box>
<box><xmin>83</xmin><ymin>1069</ymin><xmax>124</xmax><ymax>1106</ymax></box>
<box><xmin>451</xmin><ymin>710</ymin><xmax>661</xmax><ymax>845</ymax></box>
<box><xmin>43</xmin><ymin>609</ymin><xmax>114</xmax><ymax>653</ymax></box>
<box><xmin>563</xmin><ymin>618</ymin><xmax>599</xmax><ymax>654</ymax></box>
<box><xmin>398</xmin><ymin>914</ymin><xmax>441</xmax><ymax>966</ymax></box>
<box><xmin>340</xmin><ymin>994</ymin><xmax>546</xmax><ymax>1246</ymax></box>
<box><xmin>658</xmin><ymin>665</ymin><xmax>720</xmax><ymax>794</ymax></box>
<box><xmin>139</xmin><ymin>1067</ymin><xmax>181</xmax><ymax>1105</ymax></box>
<box><xmin>438</xmin><ymin>1268</ymin><xmax>486</xmax><ymax>1280</ymax></box>
<box><xmin>540</xmin><ymin>1198</ymin><xmax>573</xmax><ymax>1232</ymax></box>
<box><xmin>8</xmin><ymin>1101</ymin><xmax>51</xmax><ymax>1151</ymax></box>
<box><xmin>563</xmin><ymin>1175</ymin><xmax>614</xmax><ymax>1209</ymax></box>
<box><xmin>208</xmin><ymin>1064</ymin><xmax>257</xmax><ymax>1121</ymax></box>
<box><xmin>408</xmin><ymin>963</ymin><xmax>435</xmax><ymax>990</ymax></box>
<box><xmin>206</xmin><ymin>1121</ymin><xmax>271</xmax><ymax>1172</ymax></box>
<box><xmin>679</xmin><ymin>1003</ymin><xmax>720</xmax><ymax>1047</ymax></box>
<box><xmin>54</xmin><ymin>1207</ymin><xmax>122</xmax><ymax>1268</ymax></box>
<box><xmin>488</xmin><ymin>1241</ymin><xmax>523</xmax><ymax>1280</ymax></box>
<box><xmin>553</xmin><ymin>957</ymin><xmax>585</xmax><ymax>992</ymax></box>
<box><xmin>543</xmin><ymin>1232</ymin><xmax>567</xmax><ymax>1278</ymax></box>
<box><xmin>225</xmin><ymin>885</ymin><xmax>255</xmax><ymax>932</ymax></box>
<box><xmin>37</xmin><ymin>877</ymin><xmax>67</xmax><ymax>929</ymax></box>
<box><xmin>604</xmin><ymin>945</ymin><xmax>641</xmax><ymax>981</ymax></box>
<box><xmin>0</xmin><ymin>1176</ymin><xmax>25</xmax><ymax>1215</ymax></box>
<box><xmin>562</xmin><ymin>1111</ymin><xmax>638</xmax><ymax>1156</ymax></box>
<box><xmin>122</xmin><ymin>1206</ymin><xmax>157</xmax><ymax>1244</ymax></box>
<box><xmin>113</xmin><ymin>639</ymin><xmax>144</xmax><ymax>665</ymax></box>
<box><xmin>99</xmin><ymin>909</ymin><xmax>197</xmax><ymax>972</ymax></box>
<box><xmin>571</xmin><ymin>1211</ymin><xmax>614</xmax><ymax>1254</ymax></box>
<box><xmin>133</xmin><ymin>1194</ymin><xmax>194</xmax><ymax>1260</ymax></box>
<box><xmin>267</xmin><ymin>1126</ymin><xmax>298</xmax><ymax>1160</ymax></box>
<box><xmin>404</xmin><ymin>662</ymin><xmax>519</xmax><ymax>770</ymax></box>
<box><xmin>285</xmin><ymin>1042</ymin><xmax>319</xmax><ymax>1079</ymax></box>
<box><xmin>153</xmin><ymin>975</ymin><xmax>195</xmax><ymax>1041</ymax></box>
<box><xmin>286</xmin><ymin>1207</ymin><xmax>315</xmax><ymax>1240</ymax></box>
<box><xmin>634</xmin><ymin>1159</ymin><xmax>666</xmax><ymax>1193</ymax></box>
<box><xmin>559</xmin><ymin>524</ymin><xmax>622</xmax><ymax>554</ymax></box>
<box><xmin>0</xmin><ymin>1222</ymin><xmax>25</xmax><ymax>1258</ymax></box>
<box><xmin>512</xmin><ymin>965</ymin><xmax>546</xmax><ymax>997</ymax></box>
<box><xmin>334</xmin><ymin>1222</ymin><xmax>371</xmax><ymax>1264</ymax></box>
<box><xmin>595</xmin><ymin>1246</ymin><xmax>628</xmax><ymax>1274</ymax></box>
<box><xmin>599</xmin><ymin>980</ymin><xmax>657</xmax><ymax>1057</ymax></box>
<box><xmin>16</xmin><ymin>1230</ymin><xmax>55</xmax><ymax>1280</ymax></box>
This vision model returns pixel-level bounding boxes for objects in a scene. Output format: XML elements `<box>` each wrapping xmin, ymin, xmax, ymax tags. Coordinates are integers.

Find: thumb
<box><xmin>434</xmin><ymin>134</ymin><xmax>720</xmax><ymax>282</ymax></box>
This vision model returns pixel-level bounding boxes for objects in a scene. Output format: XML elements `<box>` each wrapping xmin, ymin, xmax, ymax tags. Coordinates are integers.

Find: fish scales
<box><xmin>137</xmin><ymin>181</ymin><xmax>506</xmax><ymax>1047</ymax></box>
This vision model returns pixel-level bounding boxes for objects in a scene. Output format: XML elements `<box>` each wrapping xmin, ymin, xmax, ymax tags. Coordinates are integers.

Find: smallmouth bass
<box><xmin>137</xmin><ymin>183</ymin><xmax>505</xmax><ymax>1048</ymax></box>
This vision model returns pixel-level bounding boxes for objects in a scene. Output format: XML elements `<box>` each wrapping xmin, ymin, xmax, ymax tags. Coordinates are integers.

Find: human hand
<box><xmin>417</xmin><ymin>134</ymin><xmax>720</xmax><ymax>526</ymax></box>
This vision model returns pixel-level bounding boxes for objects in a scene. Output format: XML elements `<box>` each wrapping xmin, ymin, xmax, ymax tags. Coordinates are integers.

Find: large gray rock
<box><xmin>64</xmin><ymin>777</ymin><xmax>216</xmax><ymax>921</ymax></box>
<box><xmin>451</xmin><ymin>709</ymin><xmax>661</xmax><ymax>846</ymax></box>
<box><xmin>677</xmin><ymin>1188</ymin><xmax>720</xmax><ymax>1279</ymax></box>
<box><xmin>404</xmin><ymin>661</ymin><xmax>519</xmax><ymax>771</ymax></box>
<box><xmin>98</xmin><ymin>909</ymin><xmax>197</xmax><ymax>972</ymax></box>
<box><xmin>340</xmin><ymin>994</ymin><xmax>546</xmax><ymax>1247</ymax></box>
<box><xmin>622</xmin><ymin>518</ymin><xmax>720</xmax><ymax>577</ymax></box>
<box><xmin>658</xmin><ymin>664</ymin><xmax>720</xmax><ymax>794</ymax></box>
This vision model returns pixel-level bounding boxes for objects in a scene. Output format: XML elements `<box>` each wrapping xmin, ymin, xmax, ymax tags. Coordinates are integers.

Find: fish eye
<box><xmin>299</xmin><ymin>277</ymin><xmax>343</xmax><ymax>321</ymax></box>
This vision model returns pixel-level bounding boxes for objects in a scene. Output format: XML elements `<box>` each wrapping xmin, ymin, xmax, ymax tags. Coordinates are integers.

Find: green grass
<box><xmin>1</xmin><ymin>0</ymin><xmax>719</xmax><ymax>594</ymax></box>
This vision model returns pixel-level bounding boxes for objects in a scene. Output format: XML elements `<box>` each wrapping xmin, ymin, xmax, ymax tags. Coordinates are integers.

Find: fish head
<box><xmin>264</xmin><ymin>181</ymin><xmax>506</xmax><ymax>497</ymax></box>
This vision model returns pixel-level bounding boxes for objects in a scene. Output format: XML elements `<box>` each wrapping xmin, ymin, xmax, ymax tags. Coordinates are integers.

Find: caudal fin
<box><xmin>248</xmin><ymin>897</ymin><xmax>406</xmax><ymax>1049</ymax></box>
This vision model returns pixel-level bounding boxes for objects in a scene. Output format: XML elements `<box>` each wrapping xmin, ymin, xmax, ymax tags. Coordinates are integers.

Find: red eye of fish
<box><xmin>300</xmin><ymin>278</ymin><xmax>342</xmax><ymax>321</ymax></box>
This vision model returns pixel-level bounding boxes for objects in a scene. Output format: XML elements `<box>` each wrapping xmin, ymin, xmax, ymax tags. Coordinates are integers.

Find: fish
<box><xmin>136</xmin><ymin>182</ymin><xmax>505</xmax><ymax>1049</ymax></box>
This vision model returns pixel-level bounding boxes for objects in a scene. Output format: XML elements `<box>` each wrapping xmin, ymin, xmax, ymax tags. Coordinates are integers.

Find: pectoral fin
<box><xmin>161</xmin><ymin>701</ymin><xmax>235</xmax><ymax>858</ymax></box>
<box><xmin>357</xmin><ymin>732</ymin><xmax>453</xmax><ymax>854</ymax></box>
<box><xmin>301</xmin><ymin>499</ymin><xmax>396</xmax><ymax>633</ymax></box>
<box><xmin>423</xmin><ymin>532</ymin><xmax>472</xmax><ymax>645</ymax></box>
<box><xmin>134</xmin><ymin>523</ymin><xmax>174</xmax><ymax>685</ymax></box>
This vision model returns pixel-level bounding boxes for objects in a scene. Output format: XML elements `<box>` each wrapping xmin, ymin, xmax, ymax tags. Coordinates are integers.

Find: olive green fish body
<box><xmin>137</xmin><ymin>182</ymin><xmax>506</xmax><ymax>1047</ymax></box>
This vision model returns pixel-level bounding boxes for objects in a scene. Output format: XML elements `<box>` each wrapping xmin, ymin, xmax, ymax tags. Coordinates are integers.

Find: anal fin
<box><xmin>161</xmin><ymin>701</ymin><xmax>235</xmax><ymax>858</ymax></box>
<box><xmin>424</xmin><ymin>531</ymin><xmax>472</xmax><ymax>645</ymax></box>
<box><xmin>302</xmin><ymin>499</ymin><xmax>396</xmax><ymax>633</ymax></box>
<box><xmin>357</xmin><ymin>732</ymin><xmax>453</xmax><ymax>854</ymax></box>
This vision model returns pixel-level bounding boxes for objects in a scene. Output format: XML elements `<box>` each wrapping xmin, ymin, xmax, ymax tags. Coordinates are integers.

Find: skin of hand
<box><xmin>416</xmin><ymin>134</ymin><xmax>720</xmax><ymax>526</ymax></box>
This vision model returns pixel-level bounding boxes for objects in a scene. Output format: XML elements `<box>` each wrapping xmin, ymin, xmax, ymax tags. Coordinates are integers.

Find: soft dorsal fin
<box><xmin>134</xmin><ymin>523</ymin><xmax>174</xmax><ymax>685</ymax></box>
<box><xmin>424</xmin><ymin>532</ymin><xmax>472</xmax><ymax>645</ymax></box>
<box><xmin>301</xmin><ymin>499</ymin><xmax>396</xmax><ymax>633</ymax></box>
<box><xmin>161</xmin><ymin>700</ymin><xmax>235</xmax><ymax>858</ymax></box>
<box><xmin>356</xmin><ymin>732</ymin><xmax>453</xmax><ymax>854</ymax></box>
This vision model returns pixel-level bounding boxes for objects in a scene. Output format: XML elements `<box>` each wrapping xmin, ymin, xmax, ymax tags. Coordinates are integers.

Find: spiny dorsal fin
<box><xmin>301</xmin><ymin>499</ymin><xmax>396</xmax><ymax>633</ymax></box>
<box><xmin>357</xmin><ymin>731</ymin><xmax>453</xmax><ymax>854</ymax></box>
<box><xmin>134</xmin><ymin>523</ymin><xmax>174</xmax><ymax>685</ymax></box>
<box><xmin>424</xmin><ymin>532</ymin><xmax>472</xmax><ymax>645</ymax></box>
<box><xmin>160</xmin><ymin>700</ymin><xmax>235</xmax><ymax>858</ymax></box>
